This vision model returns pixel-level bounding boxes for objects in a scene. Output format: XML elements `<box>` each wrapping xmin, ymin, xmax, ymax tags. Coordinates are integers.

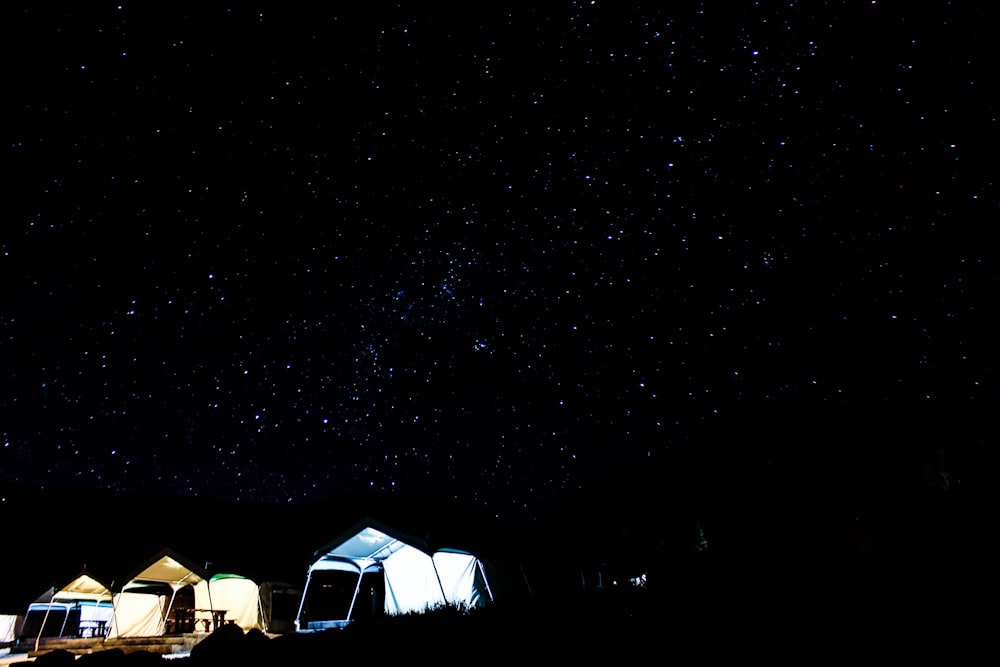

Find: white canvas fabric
<box><xmin>193</xmin><ymin>575</ymin><xmax>263</xmax><ymax>631</ymax></box>
<box><xmin>298</xmin><ymin>517</ymin><xmax>495</xmax><ymax>629</ymax></box>
<box><xmin>433</xmin><ymin>551</ymin><xmax>484</xmax><ymax>609</ymax></box>
<box><xmin>122</xmin><ymin>553</ymin><xmax>205</xmax><ymax>593</ymax></box>
<box><xmin>1</xmin><ymin>614</ymin><xmax>19</xmax><ymax>643</ymax></box>
<box><xmin>106</xmin><ymin>592</ymin><xmax>166</xmax><ymax>638</ymax></box>
<box><xmin>382</xmin><ymin>543</ymin><xmax>448</xmax><ymax>615</ymax></box>
<box><xmin>77</xmin><ymin>600</ymin><xmax>114</xmax><ymax>631</ymax></box>
<box><xmin>51</xmin><ymin>574</ymin><xmax>112</xmax><ymax>604</ymax></box>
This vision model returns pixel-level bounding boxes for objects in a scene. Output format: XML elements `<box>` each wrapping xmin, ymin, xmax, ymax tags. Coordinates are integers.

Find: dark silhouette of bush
<box><xmin>31</xmin><ymin>649</ymin><xmax>77</xmax><ymax>666</ymax></box>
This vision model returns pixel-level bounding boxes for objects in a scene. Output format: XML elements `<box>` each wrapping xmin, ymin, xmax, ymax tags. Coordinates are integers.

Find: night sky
<box><xmin>2</xmin><ymin>2</ymin><xmax>996</xmax><ymax>528</ymax></box>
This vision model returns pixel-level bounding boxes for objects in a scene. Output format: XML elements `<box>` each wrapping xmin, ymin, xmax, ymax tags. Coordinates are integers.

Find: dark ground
<box><xmin>23</xmin><ymin>579</ymin><xmax>988</xmax><ymax>666</ymax></box>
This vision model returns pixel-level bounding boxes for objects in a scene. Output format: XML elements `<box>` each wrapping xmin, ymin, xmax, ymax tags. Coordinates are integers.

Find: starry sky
<box><xmin>2</xmin><ymin>2</ymin><xmax>996</xmax><ymax>524</ymax></box>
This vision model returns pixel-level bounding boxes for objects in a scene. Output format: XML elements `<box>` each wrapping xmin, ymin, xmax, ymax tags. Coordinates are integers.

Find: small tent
<box><xmin>295</xmin><ymin>516</ymin><xmax>499</xmax><ymax>631</ymax></box>
<box><xmin>193</xmin><ymin>574</ymin><xmax>262</xmax><ymax>632</ymax></box>
<box><xmin>258</xmin><ymin>581</ymin><xmax>300</xmax><ymax>634</ymax></box>
<box><xmin>17</xmin><ymin>571</ymin><xmax>114</xmax><ymax>643</ymax></box>
<box><xmin>106</xmin><ymin>548</ymin><xmax>208</xmax><ymax>638</ymax></box>
<box><xmin>194</xmin><ymin>574</ymin><xmax>303</xmax><ymax>634</ymax></box>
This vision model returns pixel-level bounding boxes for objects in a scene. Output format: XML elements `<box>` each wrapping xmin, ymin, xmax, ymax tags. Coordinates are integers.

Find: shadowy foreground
<box><xmin>24</xmin><ymin>577</ymin><xmax>987</xmax><ymax>666</ymax></box>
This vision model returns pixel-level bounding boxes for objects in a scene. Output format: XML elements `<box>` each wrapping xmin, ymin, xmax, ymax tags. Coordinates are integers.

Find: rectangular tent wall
<box><xmin>193</xmin><ymin>576</ymin><xmax>264</xmax><ymax>632</ymax></box>
<box><xmin>17</xmin><ymin>603</ymin><xmax>75</xmax><ymax>639</ymax></box>
<box><xmin>106</xmin><ymin>592</ymin><xmax>167</xmax><ymax>638</ymax></box>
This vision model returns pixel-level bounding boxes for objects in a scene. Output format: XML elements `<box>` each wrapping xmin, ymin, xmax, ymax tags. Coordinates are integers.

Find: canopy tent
<box><xmin>17</xmin><ymin>571</ymin><xmax>114</xmax><ymax>645</ymax></box>
<box><xmin>258</xmin><ymin>581</ymin><xmax>301</xmax><ymax>634</ymax></box>
<box><xmin>295</xmin><ymin>516</ymin><xmax>498</xmax><ymax>631</ymax></box>
<box><xmin>193</xmin><ymin>576</ymin><xmax>300</xmax><ymax>634</ymax></box>
<box><xmin>107</xmin><ymin>547</ymin><xmax>207</xmax><ymax>638</ymax></box>
<box><xmin>193</xmin><ymin>573</ymin><xmax>263</xmax><ymax>632</ymax></box>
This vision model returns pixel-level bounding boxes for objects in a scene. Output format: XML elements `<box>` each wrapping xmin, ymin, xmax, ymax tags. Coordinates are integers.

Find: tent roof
<box><xmin>121</xmin><ymin>547</ymin><xmax>208</xmax><ymax>592</ymax></box>
<box><xmin>310</xmin><ymin>516</ymin><xmax>474</xmax><ymax>574</ymax></box>
<box><xmin>207</xmin><ymin>573</ymin><xmax>250</xmax><ymax>583</ymax></box>
<box><xmin>54</xmin><ymin>571</ymin><xmax>113</xmax><ymax>601</ymax></box>
<box><xmin>304</xmin><ymin>492</ymin><xmax>516</xmax><ymax>550</ymax></box>
<box><xmin>312</xmin><ymin>516</ymin><xmax>427</xmax><ymax>568</ymax></box>
<box><xmin>32</xmin><ymin>571</ymin><xmax>114</xmax><ymax>605</ymax></box>
<box><xmin>30</xmin><ymin>587</ymin><xmax>57</xmax><ymax>605</ymax></box>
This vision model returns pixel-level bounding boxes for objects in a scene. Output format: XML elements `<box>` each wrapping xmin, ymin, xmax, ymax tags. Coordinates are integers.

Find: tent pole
<box><xmin>430</xmin><ymin>554</ymin><xmax>450</xmax><ymax>609</ymax></box>
<box><xmin>345</xmin><ymin>571</ymin><xmax>364</xmax><ymax>623</ymax></box>
<box><xmin>108</xmin><ymin>590</ymin><xmax>121</xmax><ymax>640</ymax></box>
<box><xmin>34</xmin><ymin>596</ymin><xmax>55</xmax><ymax>652</ymax></box>
<box><xmin>15</xmin><ymin>611</ymin><xmax>29</xmax><ymax>641</ymax></box>
<box><xmin>294</xmin><ymin>568</ymin><xmax>313</xmax><ymax>632</ymax></box>
<box><xmin>477</xmin><ymin>559</ymin><xmax>495</xmax><ymax>604</ymax></box>
<box><xmin>204</xmin><ymin>564</ymin><xmax>215</xmax><ymax>632</ymax></box>
<box><xmin>257</xmin><ymin>585</ymin><xmax>267</xmax><ymax>634</ymax></box>
<box><xmin>101</xmin><ymin>581</ymin><xmax>114</xmax><ymax>643</ymax></box>
<box><xmin>163</xmin><ymin>588</ymin><xmax>179</xmax><ymax>636</ymax></box>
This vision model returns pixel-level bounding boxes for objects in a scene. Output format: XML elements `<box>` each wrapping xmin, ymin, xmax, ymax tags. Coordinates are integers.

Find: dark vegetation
<box><xmin>27</xmin><ymin>573</ymin><xmax>986</xmax><ymax>666</ymax></box>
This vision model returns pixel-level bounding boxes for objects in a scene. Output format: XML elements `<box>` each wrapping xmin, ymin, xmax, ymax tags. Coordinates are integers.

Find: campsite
<box><xmin>1</xmin><ymin>436</ymin><xmax>991</xmax><ymax>664</ymax></box>
<box><xmin>2</xmin><ymin>484</ymin><xmax>602</xmax><ymax>661</ymax></box>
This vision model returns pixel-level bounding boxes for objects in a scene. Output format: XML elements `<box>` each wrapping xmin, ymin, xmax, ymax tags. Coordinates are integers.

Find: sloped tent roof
<box><xmin>27</xmin><ymin>571</ymin><xmax>113</xmax><ymax>607</ymax></box>
<box><xmin>297</xmin><ymin>516</ymin><xmax>510</xmax><ymax>629</ymax></box>
<box><xmin>120</xmin><ymin>547</ymin><xmax>209</xmax><ymax>593</ymax></box>
<box><xmin>107</xmin><ymin>547</ymin><xmax>209</xmax><ymax>638</ymax></box>
<box><xmin>27</xmin><ymin>587</ymin><xmax>58</xmax><ymax>608</ymax></box>
<box><xmin>51</xmin><ymin>572</ymin><xmax>114</xmax><ymax>603</ymax></box>
<box><xmin>310</xmin><ymin>516</ymin><xmax>434</xmax><ymax>574</ymax></box>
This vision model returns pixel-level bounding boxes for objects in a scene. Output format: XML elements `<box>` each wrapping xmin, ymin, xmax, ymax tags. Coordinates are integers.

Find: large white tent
<box><xmin>295</xmin><ymin>516</ymin><xmax>500</xmax><ymax>631</ymax></box>
<box><xmin>106</xmin><ymin>547</ymin><xmax>207</xmax><ymax>638</ymax></box>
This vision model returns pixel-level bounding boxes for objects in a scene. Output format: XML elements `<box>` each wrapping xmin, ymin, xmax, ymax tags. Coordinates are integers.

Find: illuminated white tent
<box><xmin>17</xmin><ymin>571</ymin><xmax>114</xmax><ymax>645</ymax></box>
<box><xmin>107</xmin><ymin>548</ymin><xmax>207</xmax><ymax>638</ymax></box>
<box><xmin>296</xmin><ymin>517</ymin><xmax>498</xmax><ymax>631</ymax></box>
<box><xmin>192</xmin><ymin>574</ymin><xmax>263</xmax><ymax>632</ymax></box>
<box><xmin>192</xmin><ymin>574</ymin><xmax>299</xmax><ymax>633</ymax></box>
